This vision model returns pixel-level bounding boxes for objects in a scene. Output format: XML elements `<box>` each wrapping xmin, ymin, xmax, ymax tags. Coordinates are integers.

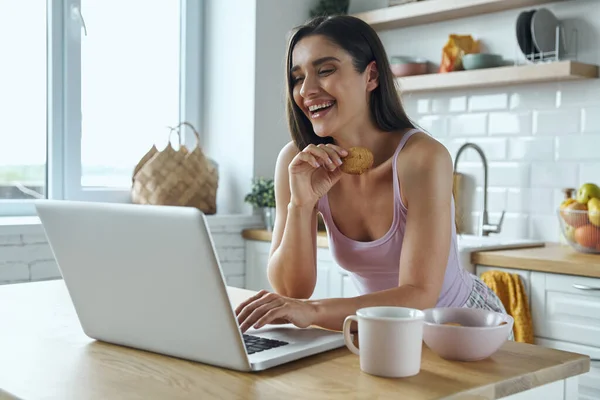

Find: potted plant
<box><xmin>245</xmin><ymin>177</ymin><xmax>276</xmax><ymax>231</ymax></box>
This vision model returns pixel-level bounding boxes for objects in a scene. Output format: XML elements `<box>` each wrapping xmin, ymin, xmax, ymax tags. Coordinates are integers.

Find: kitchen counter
<box><xmin>472</xmin><ymin>242</ymin><xmax>600</xmax><ymax>279</ymax></box>
<box><xmin>242</xmin><ymin>228</ymin><xmax>330</xmax><ymax>248</ymax></box>
<box><xmin>242</xmin><ymin>229</ymin><xmax>600</xmax><ymax>278</ymax></box>
<box><xmin>0</xmin><ymin>280</ymin><xmax>590</xmax><ymax>400</ymax></box>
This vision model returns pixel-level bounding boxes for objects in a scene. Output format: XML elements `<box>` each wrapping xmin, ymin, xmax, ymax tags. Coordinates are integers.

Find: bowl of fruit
<box><xmin>558</xmin><ymin>183</ymin><xmax>600</xmax><ymax>254</ymax></box>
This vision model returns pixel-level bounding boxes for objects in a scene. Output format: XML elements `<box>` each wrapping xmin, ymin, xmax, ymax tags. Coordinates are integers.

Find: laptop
<box><xmin>34</xmin><ymin>200</ymin><xmax>346</xmax><ymax>372</ymax></box>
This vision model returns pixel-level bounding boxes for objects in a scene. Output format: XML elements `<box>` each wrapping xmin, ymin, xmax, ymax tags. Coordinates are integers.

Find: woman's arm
<box><xmin>266</xmin><ymin>141</ymin><xmax>319</xmax><ymax>299</ymax></box>
<box><xmin>236</xmin><ymin>135</ymin><xmax>454</xmax><ymax>333</ymax></box>
<box><xmin>306</xmin><ymin>135</ymin><xmax>454</xmax><ymax>330</ymax></box>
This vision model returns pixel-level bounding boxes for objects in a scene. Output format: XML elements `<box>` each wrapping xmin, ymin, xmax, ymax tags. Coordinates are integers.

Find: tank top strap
<box><xmin>392</xmin><ymin>128</ymin><xmax>421</xmax><ymax>201</ymax></box>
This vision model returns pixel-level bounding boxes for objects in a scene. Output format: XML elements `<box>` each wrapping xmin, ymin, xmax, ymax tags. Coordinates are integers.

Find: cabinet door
<box><xmin>531</xmin><ymin>272</ymin><xmax>600</xmax><ymax>348</ymax></box>
<box><xmin>536</xmin><ymin>337</ymin><xmax>600</xmax><ymax>400</ymax></box>
<box><xmin>244</xmin><ymin>241</ymin><xmax>273</xmax><ymax>292</ymax></box>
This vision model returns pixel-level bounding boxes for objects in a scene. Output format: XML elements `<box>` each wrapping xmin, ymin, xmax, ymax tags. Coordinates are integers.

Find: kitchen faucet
<box><xmin>453</xmin><ymin>143</ymin><xmax>505</xmax><ymax>236</ymax></box>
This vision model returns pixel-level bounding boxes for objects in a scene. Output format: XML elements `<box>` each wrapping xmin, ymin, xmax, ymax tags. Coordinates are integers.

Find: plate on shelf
<box><xmin>531</xmin><ymin>8</ymin><xmax>565</xmax><ymax>56</ymax></box>
<box><xmin>516</xmin><ymin>9</ymin><xmax>539</xmax><ymax>61</ymax></box>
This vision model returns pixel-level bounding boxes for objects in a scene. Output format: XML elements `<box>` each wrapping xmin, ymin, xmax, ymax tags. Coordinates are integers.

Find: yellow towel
<box><xmin>480</xmin><ymin>270</ymin><xmax>534</xmax><ymax>344</ymax></box>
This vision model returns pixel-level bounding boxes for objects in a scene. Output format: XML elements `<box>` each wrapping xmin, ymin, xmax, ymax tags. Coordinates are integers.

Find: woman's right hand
<box><xmin>288</xmin><ymin>143</ymin><xmax>348</xmax><ymax>208</ymax></box>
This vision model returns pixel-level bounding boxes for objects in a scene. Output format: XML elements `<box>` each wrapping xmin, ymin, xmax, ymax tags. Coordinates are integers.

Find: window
<box><xmin>0</xmin><ymin>1</ymin><xmax>47</xmax><ymax>212</ymax></box>
<box><xmin>0</xmin><ymin>0</ymin><xmax>202</xmax><ymax>216</ymax></box>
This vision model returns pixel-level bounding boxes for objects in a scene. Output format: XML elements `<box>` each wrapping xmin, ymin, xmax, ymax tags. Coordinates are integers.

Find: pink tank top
<box><xmin>316</xmin><ymin>129</ymin><xmax>474</xmax><ymax>307</ymax></box>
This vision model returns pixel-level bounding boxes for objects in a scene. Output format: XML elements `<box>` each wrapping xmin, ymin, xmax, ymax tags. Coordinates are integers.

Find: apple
<box><xmin>576</xmin><ymin>183</ymin><xmax>600</xmax><ymax>204</ymax></box>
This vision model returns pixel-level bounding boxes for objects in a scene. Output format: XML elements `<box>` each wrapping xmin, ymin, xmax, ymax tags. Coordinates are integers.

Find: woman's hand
<box><xmin>288</xmin><ymin>143</ymin><xmax>347</xmax><ymax>208</ymax></box>
<box><xmin>235</xmin><ymin>290</ymin><xmax>317</xmax><ymax>333</ymax></box>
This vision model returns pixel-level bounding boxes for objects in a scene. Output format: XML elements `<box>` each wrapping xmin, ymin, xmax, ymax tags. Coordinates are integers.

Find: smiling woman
<box><xmin>235</xmin><ymin>15</ymin><xmax>511</xmax><ymax>338</ymax></box>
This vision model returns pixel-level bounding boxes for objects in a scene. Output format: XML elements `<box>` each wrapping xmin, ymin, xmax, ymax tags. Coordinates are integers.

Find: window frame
<box><xmin>0</xmin><ymin>0</ymin><xmax>203</xmax><ymax>217</ymax></box>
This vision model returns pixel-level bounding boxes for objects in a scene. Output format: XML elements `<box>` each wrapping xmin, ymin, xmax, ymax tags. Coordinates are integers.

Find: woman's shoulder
<box><xmin>276</xmin><ymin>141</ymin><xmax>300</xmax><ymax>166</ymax></box>
<box><xmin>396</xmin><ymin>131</ymin><xmax>453</xmax><ymax>181</ymax></box>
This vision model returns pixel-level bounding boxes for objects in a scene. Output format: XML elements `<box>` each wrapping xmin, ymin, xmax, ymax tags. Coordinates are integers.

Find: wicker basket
<box><xmin>131</xmin><ymin>122</ymin><xmax>218</xmax><ymax>214</ymax></box>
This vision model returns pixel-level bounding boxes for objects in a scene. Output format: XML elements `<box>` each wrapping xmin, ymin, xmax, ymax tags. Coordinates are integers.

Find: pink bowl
<box><xmin>422</xmin><ymin>307</ymin><xmax>514</xmax><ymax>361</ymax></box>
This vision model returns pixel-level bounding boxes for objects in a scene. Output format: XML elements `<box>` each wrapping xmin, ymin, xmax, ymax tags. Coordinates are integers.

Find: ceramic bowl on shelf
<box><xmin>557</xmin><ymin>208</ymin><xmax>600</xmax><ymax>254</ymax></box>
<box><xmin>422</xmin><ymin>307</ymin><xmax>514</xmax><ymax>361</ymax></box>
<box><xmin>461</xmin><ymin>53</ymin><xmax>504</xmax><ymax>70</ymax></box>
<box><xmin>389</xmin><ymin>56</ymin><xmax>429</xmax><ymax>77</ymax></box>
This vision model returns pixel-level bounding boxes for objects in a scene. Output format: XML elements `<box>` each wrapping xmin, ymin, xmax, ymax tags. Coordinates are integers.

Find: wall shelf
<box><xmin>396</xmin><ymin>60</ymin><xmax>599</xmax><ymax>93</ymax></box>
<box><xmin>352</xmin><ymin>0</ymin><xmax>569</xmax><ymax>31</ymax></box>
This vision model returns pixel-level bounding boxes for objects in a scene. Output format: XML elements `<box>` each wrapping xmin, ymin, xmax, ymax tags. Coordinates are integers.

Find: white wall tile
<box><xmin>449</xmin><ymin>114</ymin><xmax>487</xmax><ymax>136</ymax></box>
<box><xmin>497</xmin><ymin>214</ymin><xmax>529</xmax><ymax>240</ymax></box>
<box><xmin>489</xmin><ymin>163</ymin><xmax>530</xmax><ymax>187</ymax></box>
<box><xmin>468</xmin><ymin>94</ymin><xmax>508</xmax><ymax>111</ymax></box>
<box><xmin>582</xmin><ymin>107</ymin><xmax>600</xmax><ymax>133</ymax></box>
<box><xmin>456</xmin><ymin>163</ymin><xmax>529</xmax><ymax>189</ymax></box>
<box><xmin>557</xmin><ymin>80</ymin><xmax>600</xmax><ymax>107</ymax></box>
<box><xmin>418</xmin><ymin>115</ymin><xmax>447</xmax><ymax>137</ymax></box>
<box><xmin>531</xmin><ymin>162</ymin><xmax>579</xmax><ymax>188</ymax></box>
<box><xmin>438</xmin><ymin>138</ymin><xmax>467</xmax><ymax>162</ymax></box>
<box><xmin>432</xmin><ymin>95</ymin><xmax>467</xmax><ymax>113</ymax></box>
<box><xmin>533</xmin><ymin>109</ymin><xmax>581</xmax><ymax>135</ymax></box>
<box><xmin>556</xmin><ymin>134</ymin><xmax>600</xmax><ymax>161</ymax></box>
<box><xmin>580</xmin><ymin>163</ymin><xmax>600</xmax><ymax>185</ymax></box>
<box><xmin>0</xmin><ymin>235</ymin><xmax>21</xmax><ymax>246</ymax></box>
<box><xmin>471</xmin><ymin>187</ymin><xmax>507</xmax><ymax>214</ymax></box>
<box><xmin>509</xmin><ymin>137</ymin><xmax>555</xmax><ymax>161</ymax></box>
<box><xmin>510</xmin><ymin>90</ymin><xmax>558</xmax><ymax>110</ymax></box>
<box><xmin>488</xmin><ymin>112</ymin><xmax>532</xmax><ymax>135</ymax></box>
<box><xmin>458</xmin><ymin>138</ymin><xmax>507</xmax><ymax>162</ymax></box>
<box><xmin>0</xmin><ymin>263</ymin><xmax>29</xmax><ymax>283</ymax></box>
<box><xmin>226</xmin><ymin>275</ymin><xmax>245</xmax><ymax>288</ymax></box>
<box><xmin>507</xmin><ymin>188</ymin><xmax>555</xmax><ymax>214</ymax></box>
<box><xmin>30</xmin><ymin>260</ymin><xmax>61</xmax><ymax>280</ymax></box>
<box><xmin>417</xmin><ymin>99</ymin><xmax>430</xmax><ymax>114</ymax></box>
<box><xmin>529</xmin><ymin>215</ymin><xmax>560</xmax><ymax>242</ymax></box>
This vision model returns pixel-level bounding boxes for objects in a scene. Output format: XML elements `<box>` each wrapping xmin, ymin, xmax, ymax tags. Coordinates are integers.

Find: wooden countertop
<box><xmin>243</xmin><ymin>229</ymin><xmax>600</xmax><ymax>278</ymax></box>
<box><xmin>242</xmin><ymin>228</ymin><xmax>330</xmax><ymax>248</ymax></box>
<box><xmin>0</xmin><ymin>280</ymin><xmax>590</xmax><ymax>400</ymax></box>
<box><xmin>472</xmin><ymin>242</ymin><xmax>600</xmax><ymax>279</ymax></box>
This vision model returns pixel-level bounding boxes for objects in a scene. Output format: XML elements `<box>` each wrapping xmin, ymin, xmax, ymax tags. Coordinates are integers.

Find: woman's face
<box><xmin>290</xmin><ymin>34</ymin><xmax>378</xmax><ymax>138</ymax></box>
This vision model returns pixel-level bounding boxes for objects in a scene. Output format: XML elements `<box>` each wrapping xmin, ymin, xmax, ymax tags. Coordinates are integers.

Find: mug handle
<box><xmin>343</xmin><ymin>315</ymin><xmax>359</xmax><ymax>355</ymax></box>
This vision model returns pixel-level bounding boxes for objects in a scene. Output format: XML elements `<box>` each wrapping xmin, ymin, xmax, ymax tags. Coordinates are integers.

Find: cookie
<box><xmin>339</xmin><ymin>146</ymin><xmax>374</xmax><ymax>175</ymax></box>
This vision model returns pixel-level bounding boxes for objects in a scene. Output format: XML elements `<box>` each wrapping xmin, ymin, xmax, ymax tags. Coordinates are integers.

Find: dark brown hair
<box><xmin>284</xmin><ymin>15</ymin><xmax>415</xmax><ymax>150</ymax></box>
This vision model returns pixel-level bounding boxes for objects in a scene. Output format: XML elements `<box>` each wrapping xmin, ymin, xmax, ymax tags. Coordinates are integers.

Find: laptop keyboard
<box><xmin>243</xmin><ymin>334</ymin><xmax>289</xmax><ymax>355</ymax></box>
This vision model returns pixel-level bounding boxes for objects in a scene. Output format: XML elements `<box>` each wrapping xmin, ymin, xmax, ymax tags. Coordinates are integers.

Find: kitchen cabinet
<box><xmin>244</xmin><ymin>240</ymin><xmax>360</xmax><ymax>299</ymax></box>
<box><xmin>475</xmin><ymin>265</ymin><xmax>600</xmax><ymax>400</ymax></box>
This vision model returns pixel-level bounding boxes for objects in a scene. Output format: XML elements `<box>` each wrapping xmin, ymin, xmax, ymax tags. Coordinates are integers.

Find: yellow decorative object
<box><xmin>480</xmin><ymin>270</ymin><xmax>534</xmax><ymax>344</ymax></box>
<box><xmin>439</xmin><ymin>34</ymin><xmax>480</xmax><ymax>73</ymax></box>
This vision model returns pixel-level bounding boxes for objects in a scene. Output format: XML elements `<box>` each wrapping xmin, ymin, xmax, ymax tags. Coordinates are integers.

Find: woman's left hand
<box><xmin>235</xmin><ymin>290</ymin><xmax>317</xmax><ymax>333</ymax></box>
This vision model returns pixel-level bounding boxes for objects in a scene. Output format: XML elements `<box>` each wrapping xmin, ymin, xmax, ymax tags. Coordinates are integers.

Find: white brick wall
<box><xmin>0</xmin><ymin>214</ymin><xmax>263</xmax><ymax>286</ymax></box>
<box><xmin>380</xmin><ymin>0</ymin><xmax>600</xmax><ymax>243</ymax></box>
<box><xmin>408</xmin><ymin>78</ymin><xmax>600</xmax><ymax>242</ymax></box>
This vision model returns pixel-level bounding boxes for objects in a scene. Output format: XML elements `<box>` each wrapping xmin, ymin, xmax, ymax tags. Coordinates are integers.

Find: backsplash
<box><xmin>0</xmin><ymin>215</ymin><xmax>263</xmax><ymax>286</ymax></box>
<box><xmin>401</xmin><ymin>78</ymin><xmax>600</xmax><ymax>242</ymax></box>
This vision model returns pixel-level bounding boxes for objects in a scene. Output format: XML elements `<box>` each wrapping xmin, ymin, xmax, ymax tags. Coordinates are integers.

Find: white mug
<box><xmin>343</xmin><ymin>306</ymin><xmax>425</xmax><ymax>378</ymax></box>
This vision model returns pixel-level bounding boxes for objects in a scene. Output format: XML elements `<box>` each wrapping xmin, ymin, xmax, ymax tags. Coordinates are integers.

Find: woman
<box><xmin>235</xmin><ymin>15</ymin><xmax>509</xmax><ymax>335</ymax></box>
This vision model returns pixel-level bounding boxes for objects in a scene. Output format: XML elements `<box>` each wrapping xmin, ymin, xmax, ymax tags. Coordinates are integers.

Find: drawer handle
<box><xmin>572</xmin><ymin>284</ymin><xmax>600</xmax><ymax>291</ymax></box>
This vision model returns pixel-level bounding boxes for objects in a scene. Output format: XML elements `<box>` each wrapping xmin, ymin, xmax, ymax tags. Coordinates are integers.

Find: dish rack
<box><xmin>514</xmin><ymin>24</ymin><xmax>579</xmax><ymax>65</ymax></box>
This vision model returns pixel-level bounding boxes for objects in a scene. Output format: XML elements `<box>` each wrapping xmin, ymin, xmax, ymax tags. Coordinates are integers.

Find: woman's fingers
<box><xmin>317</xmin><ymin>144</ymin><xmax>344</xmax><ymax>167</ymax></box>
<box><xmin>239</xmin><ymin>299</ymin><xmax>284</xmax><ymax>332</ymax></box>
<box><xmin>291</xmin><ymin>151</ymin><xmax>320</xmax><ymax>169</ymax></box>
<box><xmin>303</xmin><ymin>144</ymin><xmax>334</xmax><ymax>169</ymax></box>
<box><xmin>289</xmin><ymin>143</ymin><xmax>348</xmax><ymax>171</ymax></box>
<box><xmin>324</xmin><ymin>143</ymin><xmax>348</xmax><ymax>158</ymax></box>
<box><xmin>235</xmin><ymin>289</ymin><xmax>268</xmax><ymax>316</ymax></box>
<box><xmin>237</xmin><ymin>292</ymin><xmax>281</xmax><ymax>328</ymax></box>
<box><xmin>254</xmin><ymin>307</ymin><xmax>287</xmax><ymax>330</ymax></box>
